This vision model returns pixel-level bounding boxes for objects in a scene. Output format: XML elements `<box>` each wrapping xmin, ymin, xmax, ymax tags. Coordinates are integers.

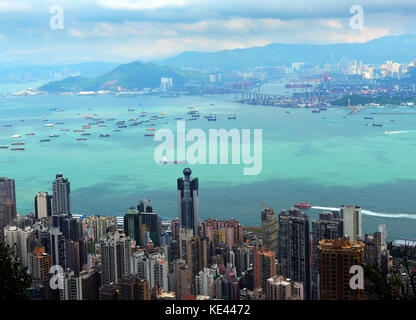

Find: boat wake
<box><xmin>384</xmin><ymin>130</ymin><xmax>412</xmax><ymax>135</ymax></box>
<box><xmin>311</xmin><ymin>206</ymin><xmax>416</xmax><ymax>220</ymax></box>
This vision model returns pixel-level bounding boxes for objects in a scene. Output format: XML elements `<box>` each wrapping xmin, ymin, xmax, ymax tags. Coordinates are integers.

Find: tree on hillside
<box><xmin>0</xmin><ymin>242</ymin><xmax>32</xmax><ymax>300</ymax></box>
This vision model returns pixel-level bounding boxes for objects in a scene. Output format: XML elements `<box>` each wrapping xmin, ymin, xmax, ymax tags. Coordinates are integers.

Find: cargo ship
<box><xmin>0</xmin><ymin>146</ymin><xmax>9</xmax><ymax>149</ymax></box>
<box><xmin>12</xmin><ymin>143</ymin><xmax>25</xmax><ymax>146</ymax></box>
<box><xmin>294</xmin><ymin>203</ymin><xmax>312</xmax><ymax>208</ymax></box>
<box><xmin>11</xmin><ymin>148</ymin><xmax>24</xmax><ymax>151</ymax></box>
<box><xmin>40</xmin><ymin>139</ymin><xmax>51</xmax><ymax>142</ymax></box>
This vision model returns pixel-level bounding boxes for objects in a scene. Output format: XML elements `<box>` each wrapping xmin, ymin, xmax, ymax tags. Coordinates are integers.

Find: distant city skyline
<box><xmin>1</xmin><ymin>0</ymin><xmax>416</xmax><ymax>64</ymax></box>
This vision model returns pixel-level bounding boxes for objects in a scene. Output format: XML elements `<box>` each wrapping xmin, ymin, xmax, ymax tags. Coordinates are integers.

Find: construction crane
<box><xmin>261</xmin><ymin>202</ymin><xmax>270</xmax><ymax>210</ymax></box>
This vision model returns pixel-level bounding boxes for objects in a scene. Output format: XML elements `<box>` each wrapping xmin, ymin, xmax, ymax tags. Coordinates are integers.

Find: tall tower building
<box><xmin>311</xmin><ymin>211</ymin><xmax>343</xmax><ymax>300</ymax></box>
<box><xmin>340</xmin><ymin>205</ymin><xmax>362</xmax><ymax>240</ymax></box>
<box><xmin>52</xmin><ymin>174</ymin><xmax>71</xmax><ymax>216</ymax></box>
<box><xmin>278</xmin><ymin>208</ymin><xmax>311</xmax><ymax>300</ymax></box>
<box><xmin>177</xmin><ymin>168</ymin><xmax>200</xmax><ymax>236</ymax></box>
<box><xmin>253</xmin><ymin>246</ymin><xmax>276</xmax><ymax>293</ymax></box>
<box><xmin>378</xmin><ymin>224</ymin><xmax>387</xmax><ymax>247</ymax></box>
<box><xmin>261</xmin><ymin>205</ymin><xmax>278</xmax><ymax>254</ymax></box>
<box><xmin>124</xmin><ymin>207</ymin><xmax>140</xmax><ymax>245</ymax></box>
<box><xmin>173</xmin><ymin>259</ymin><xmax>192</xmax><ymax>300</ymax></box>
<box><xmin>100</xmin><ymin>233</ymin><xmax>131</xmax><ymax>285</ymax></box>
<box><xmin>0</xmin><ymin>177</ymin><xmax>16</xmax><ymax>228</ymax></box>
<box><xmin>34</xmin><ymin>192</ymin><xmax>53</xmax><ymax>220</ymax></box>
<box><xmin>318</xmin><ymin>238</ymin><xmax>365</xmax><ymax>300</ymax></box>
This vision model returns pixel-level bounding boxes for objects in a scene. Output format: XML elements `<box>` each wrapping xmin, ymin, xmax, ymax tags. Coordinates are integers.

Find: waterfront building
<box><xmin>0</xmin><ymin>177</ymin><xmax>16</xmax><ymax>228</ymax></box>
<box><xmin>52</xmin><ymin>174</ymin><xmax>71</xmax><ymax>216</ymax></box>
<box><xmin>340</xmin><ymin>205</ymin><xmax>362</xmax><ymax>240</ymax></box>
<box><xmin>261</xmin><ymin>205</ymin><xmax>278</xmax><ymax>254</ymax></box>
<box><xmin>34</xmin><ymin>192</ymin><xmax>53</xmax><ymax>220</ymax></box>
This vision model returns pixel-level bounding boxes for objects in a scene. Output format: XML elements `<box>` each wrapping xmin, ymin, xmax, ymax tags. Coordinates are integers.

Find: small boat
<box><xmin>312</xmin><ymin>110</ymin><xmax>320</xmax><ymax>113</ymax></box>
<box><xmin>112</xmin><ymin>129</ymin><xmax>121</xmax><ymax>132</ymax></box>
<box><xmin>372</xmin><ymin>124</ymin><xmax>383</xmax><ymax>127</ymax></box>
<box><xmin>25</xmin><ymin>133</ymin><xmax>35</xmax><ymax>136</ymax></box>
<box><xmin>118</xmin><ymin>125</ymin><xmax>127</xmax><ymax>128</ymax></box>
<box><xmin>294</xmin><ymin>203</ymin><xmax>312</xmax><ymax>208</ymax></box>
<box><xmin>98</xmin><ymin>125</ymin><xmax>107</xmax><ymax>127</ymax></box>
<box><xmin>11</xmin><ymin>135</ymin><xmax>21</xmax><ymax>139</ymax></box>
<box><xmin>77</xmin><ymin>138</ymin><xmax>87</xmax><ymax>141</ymax></box>
<box><xmin>56</xmin><ymin>122</ymin><xmax>65</xmax><ymax>125</ymax></box>
<box><xmin>146</xmin><ymin>128</ymin><xmax>155</xmax><ymax>131</ymax></box>
<box><xmin>45</xmin><ymin>124</ymin><xmax>54</xmax><ymax>127</ymax></box>
<box><xmin>3</xmin><ymin>124</ymin><xmax>12</xmax><ymax>127</ymax></box>
<box><xmin>81</xmin><ymin>133</ymin><xmax>91</xmax><ymax>136</ymax></box>
<box><xmin>99</xmin><ymin>134</ymin><xmax>110</xmax><ymax>138</ymax></box>
<box><xmin>40</xmin><ymin>139</ymin><xmax>51</xmax><ymax>142</ymax></box>
<box><xmin>49</xmin><ymin>134</ymin><xmax>60</xmax><ymax>138</ymax></box>
<box><xmin>175</xmin><ymin>117</ymin><xmax>183</xmax><ymax>120</ymax></box>
<box><xmin>364</xmin><ymin>117</ymin><xmax>373</xmax><ymax>120</ymax></box>
<box><xmin>227</xmin><ymin>114</ymin><xmax>237</xmax><ymax>120</ymax></box>
<box><xmin>144</xmin><ymin>133</ymin><xmax>155</xmax><ymax>137</ymax></box>
<box><xmin>207</xmin><ymin>115</ymin><xmax>216</xmax><ymax>121</ymax></box>
<box><xmin>60</xmin><ymin>129</ymin><xmax>70</xmax><ymax>132</ymax></box>
<box><xmin>128</xmin><ymin>108</ymin><xmax>135</xmax><ymax>111</ymax></box>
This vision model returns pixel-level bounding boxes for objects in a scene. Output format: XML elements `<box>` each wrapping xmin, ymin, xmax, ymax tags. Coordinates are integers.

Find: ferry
<box><xmin>11</xmin><ymin>134</ymin><xmax>21</xmax><ymax>139</ymax></box>
<box><xmin>294</xmin><ymin>203</ymin><xmax>312</xmax><ymax>208</ymax></box>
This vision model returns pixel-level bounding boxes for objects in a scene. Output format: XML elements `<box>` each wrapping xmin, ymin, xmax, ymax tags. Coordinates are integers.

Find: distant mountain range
<box><xmin>160</xmin><ymin>35</ymin><xmax>416</xmax><ymax>69</ymax></box>
<box><xmin>39</xmin><ymin>61</ymin><xmax>205</xmax><ymax>92</ymax></box>
<box><xmin>0</xmin><ymin>62</ymin><xmax>118</xmax><ymax>82</ymax></box>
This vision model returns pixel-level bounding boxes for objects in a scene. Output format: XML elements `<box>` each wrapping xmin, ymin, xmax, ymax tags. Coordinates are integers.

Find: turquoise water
<box><xmin>1</xmin><ymin>85</ymin><xmax>416</xmax><ymax>240</ymax></box>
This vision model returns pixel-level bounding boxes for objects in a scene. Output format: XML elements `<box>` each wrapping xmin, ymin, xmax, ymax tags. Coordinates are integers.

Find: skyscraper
<box><xmin>261</xmin><ymin>205</ymin><xmax>278</xmax><ymax>254</ymax></box>
<box><xmin>311</xmin><ymin>211</ymin><xmax>343</xmax><ymax>300</ymax></box>
<box><xmin>340</xmin><ymin>205</ymin><xmax>362</xmax><ymax>240</ymax></box>
<box><xmin>124</xmin><ymin>207</ymin><xmax>140</xmax><ymax>245</ymax></box>
<box><xmin>278</xmin><ymin>208</ymin><xmax>311</xmax><ymax>300</ymax></box>
<box><xmin>52</xmin><ymin>174</ymin><xmax>71</xmax><ymax>216</ymax></box>
<box><xmin>34</xmin><ymin>192</ymin><xmax>53</xmax><ymax>220</ymax></box>
<box><xmin>0</xmin><ymin>177</ymin><xmax>16</xmax><ymax>228</ymax></box>
<box><xmin>100</xmin><ymin>233</ymin><xmax>131</xmax><ymax>285</ymax></box>
<box><xmin>318</xmin><ymin>238</ymin><xmax>365</xmax><ymax>300</ymax></box>
<box><xmin>138</xmin><ymin>199</ymin><xmax>161</xmax><ymax>246</ymax></box>
<box><xmin>177</xmin><ymin>168</ymin><xmax>200</xmax><ymax>236</ymax></box>
<box><xmin>253</xmin><ymin>246</ymin><xmax>276</xmax><ymax>293</ymax></box>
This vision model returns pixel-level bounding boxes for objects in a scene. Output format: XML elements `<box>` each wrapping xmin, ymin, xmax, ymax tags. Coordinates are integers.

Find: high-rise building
<box><xmin>173</xmin><ymin>259</ymin><xmax>192</xmax><ymax>300</ymax></box>
<box><xmin>52</xmin><ymin>174</ymin><xmax>71</xmax><ymax>215</ymax></box>
<box><xmin>318</xmin><ymin>238</ymin><xmax>365</xmax><ymax>300</ymax></box>
<box><xmin>60</xmin><ymin>269</ymin><xmax>83</xmax><ymax>300</ymax></box>
<box><xmin>278</xmin><ymin>208</ymin><xmax>310</xmax><ymax>299</ymax></box>
<box><xmin>138</xmin><ymin>199</ymin><xmax>161</xmax><ymax>246</ymax></box>
<box><xmin>34</xmin><ymin>192</ymin><xmax>53</xmax><ymax>220</ymax></box>
<box><xmin>261</xmin><ymin>205</ymin><xmax>278</xmax><ymax>254</ymax></box>
<box><xmin>124</xmin><ymin>207</ymin><xmax>140</xmax><ymax>245</ymax></box>
<box><xmin>118</xmin><ymin>275</ymin><xmax>150</xmax><ymax>300</ymax></box>
<box><xmin>364</xmin><ymin>232</ymin><xmax>382</xmax><ymax>267</ymax></box>
<box><xmin>340</xmin><ymin>205</ymin><xmax>362</xmax><ymax>240</ymax></box>
<box><xmin>177</xmin><ymin>168</ymin><xmax>200</xmax><ymax>236</ymax></box>
<box><xmin>253</xmin><ymin>246</ymin><xmax>276</xmax><ymax>293</ymax></box>
<box><xmin>80</xmin><ymin>268</ymin><xmax>100</xmax><ymax>300</ymax></box>
<box><xmin>0</xmin><ymin>177</ymin><xmax>16</xmax><ymax>228</ymax></box>
<box><xmin>100</xmin><ymin>233</ymin><xmax>131</xmax><ymax>285</ymax></box>
<box><xmin>311</xmin><ymin>211</ymin><xmax>343</xmax><ymax>300</ymax></box>
<box><xmin>378</xmin><ymin>224</ymin><xmax>388</xmax><ymax>247</ymax></box>
<box><xmin>28</xmin><ymin>246</ymin><xmax>52</xmax><ymax>285</ymax></box>
<box><xmin>201</xmin><ymin>218</ymin><xmax>243</xmax><ymax>249</ymax></box>
<box><xmin>266</xmin><ymin>275</ymin><xmax>304</xmax><ymax>300</ymax></box>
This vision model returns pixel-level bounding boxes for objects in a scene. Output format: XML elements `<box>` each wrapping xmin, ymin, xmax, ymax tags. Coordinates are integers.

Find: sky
<box><xmin>0</xmin><ymin>0</ymin><xmax>416</xmax><ymax>65</ymax></box>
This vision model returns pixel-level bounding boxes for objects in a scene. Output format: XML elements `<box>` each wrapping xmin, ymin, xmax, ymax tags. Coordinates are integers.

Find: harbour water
<box><xmin>1</xmin><ymin>83</ymin><xmax>416</xmax><ymax>240</ymax></box>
